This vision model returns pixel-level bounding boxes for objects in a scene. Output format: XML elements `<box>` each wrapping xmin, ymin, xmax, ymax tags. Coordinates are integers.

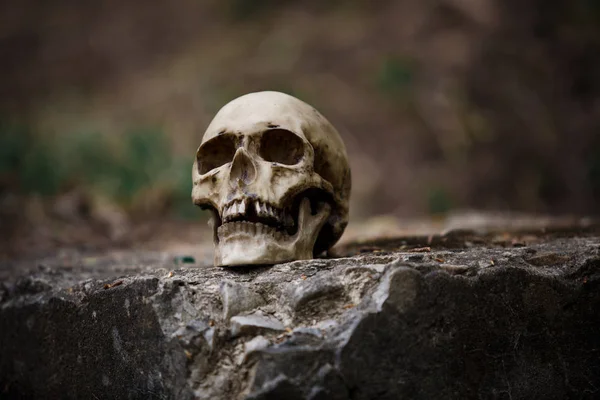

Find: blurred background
<box><xmin>1</xmin><ymin>0</ymin><xmax>600</xmax><ymax>257</ymax></box>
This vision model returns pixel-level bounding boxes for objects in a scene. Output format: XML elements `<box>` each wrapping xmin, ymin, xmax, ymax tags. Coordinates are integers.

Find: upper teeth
<box><xmin>222</xmin><ymin>199</ymin><xmax>285</xmax><ymax>223</ymax></box>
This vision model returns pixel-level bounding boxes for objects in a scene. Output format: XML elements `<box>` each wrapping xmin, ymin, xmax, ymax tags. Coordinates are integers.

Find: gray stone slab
<box><xmin>1</xmin><ymin>236</ymin><xmax>599</xmax><ymax>399</ymax></box>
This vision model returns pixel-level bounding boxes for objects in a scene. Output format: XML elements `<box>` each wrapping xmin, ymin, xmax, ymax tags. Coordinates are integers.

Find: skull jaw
<box><xmin>214</xmin><ymin>198</ymin><xmax>331</xmax><ymax>267</ymax></box>
<box><xmin>214</xmin><ymin>236</ymin><xmax>311</xmax><ymax>266</ymax></box>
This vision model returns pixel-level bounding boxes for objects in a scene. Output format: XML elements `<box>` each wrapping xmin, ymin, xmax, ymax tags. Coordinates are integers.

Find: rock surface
<box><xmin>1</xmin><ymin>234</ymin><xmax>600</xmax><ymax>399</ymax></box>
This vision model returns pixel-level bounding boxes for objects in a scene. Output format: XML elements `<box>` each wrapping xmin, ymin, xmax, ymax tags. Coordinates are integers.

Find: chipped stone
<box><xmin>314</xmin><ymin>319</ymin><xmax>339</xmax><ymax>331</ymax></box>
<box><xmin>439</xmin><ymin>263</ymin><xmax>471</xmax><ymax>274</ymax></box>
<box><xmin>281</xmin><ymin>272</ymin><xmax>343</xmax><ymax>312</ymax></box>
<box><xmin>373</xmin><ymin>266</ymin><xmax>421</xmax><ymax>312</ymax></box>
<box><xmin>525</xmin><ymin>252</ymin><xmax>571</xmax><ymax>266</ymax></box>
<box><xmin>230</xmin><ymin>312</ymin><xmax>286</xmax><ymax>337</ymax></box>
<box><xmin>238</xmin><ymin>335</ymin><xmax>270</xmax><ymax>365</ymax></box>
<box><xmin>245</xmin><ymin>335</ymin><xmax>270</xmax><ymax>354</ymax></box>
<box><xmin>220</xmin><ymin>280</ymin><xmax>266</xmax><ymax>319</ymax></box>
<box><xmin>291</xmin><ymin>327</ymin><xmax>324</xmax><ymax>338</ymax></box>
<box><xmin>477</xmin><ymin>259</ymin><xmax>494</xmax><ymax>268</ymax></box>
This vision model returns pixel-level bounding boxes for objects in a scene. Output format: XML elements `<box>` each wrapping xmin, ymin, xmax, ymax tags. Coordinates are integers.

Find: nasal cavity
<box><xmin>229</xmin><ymin>148</ymin><xmax>257</xmax><ymax>188</ymax></box>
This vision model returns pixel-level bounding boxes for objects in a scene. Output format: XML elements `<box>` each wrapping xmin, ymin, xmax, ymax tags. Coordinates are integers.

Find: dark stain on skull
<box><xmin>267</xmin><ymin>123</ymin><xmax>279</xmax><ymax>128</ymax></box>
<box><xmin>212</xmin><ymin>175</ymin><xmax>218</xmax><ymax>184</ymax></box>
<box><xmin>218</xmin><ymin>130</ymin><xmax>226</xmax><ymax>135</ymax></box>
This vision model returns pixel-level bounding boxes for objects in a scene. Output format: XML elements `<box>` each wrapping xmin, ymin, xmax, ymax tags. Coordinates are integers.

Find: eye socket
<box><xmin>197</xmin><ymin>134</ymin><xmax>237</xmax><ymax>175</ymax></box>
<box><xmin>259</xmin><ymin>129</ymin><xmax>305</xmax><ymax>165</ymax></box>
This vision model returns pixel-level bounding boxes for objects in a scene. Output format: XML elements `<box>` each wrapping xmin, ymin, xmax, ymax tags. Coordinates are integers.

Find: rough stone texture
<box><xmin>1</xmin><ymin>234</ymin><xmax>600</xmax><ymax>399</ymax></box>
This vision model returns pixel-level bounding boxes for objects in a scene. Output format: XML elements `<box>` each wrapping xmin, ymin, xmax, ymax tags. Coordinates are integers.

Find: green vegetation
<box><xmin>224</xmin><ymin>0</ymin><xmax>290</xmax><ymax>20</ymax></box>
<box><xmin>427</xmin><ymin>186</ymin><xmax>453</xmax><ymax>216</ymax></box>
<box><xmin>376</xmin><ymin>55</ymin><xmax>417</xmax><ymax>102</ymax></box>
<box><xmin>0</xmin><ymin>122</ymin><xmax>197</xmax><ymax>219</ymax></box>
<box><xmin>0</xmin><ymin>123</ymin><xmax>29</xmax><ymax>175</ymax></box>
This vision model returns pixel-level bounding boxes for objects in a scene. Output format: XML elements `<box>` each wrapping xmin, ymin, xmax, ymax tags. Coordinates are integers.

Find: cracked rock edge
<box><xmin>1</xmin><ymin>238</ymin><xmax>599</xmax><ymax>399</ymax></box>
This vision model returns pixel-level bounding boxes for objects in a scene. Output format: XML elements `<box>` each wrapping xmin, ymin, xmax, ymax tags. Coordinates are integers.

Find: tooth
<box><xmin>260</xmin><ymin>202</ymin><xmax>267</xmax><ymax>215</ymax></box>
<box><xmin>239</xmin><ymin>200</ymin><xmax>246</xmax><ymax>215</ymax></box>
<box><xmin>255</xmin><ymin>201</ymin><xmax>260</xmax><ymax>215</ymax></box>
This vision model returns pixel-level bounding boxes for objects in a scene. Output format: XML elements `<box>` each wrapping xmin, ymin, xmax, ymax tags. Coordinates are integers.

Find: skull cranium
<box><xmin>192</xmin><ymin>91</ymin><xmax>350</xmax><ymax>266</ymax></box>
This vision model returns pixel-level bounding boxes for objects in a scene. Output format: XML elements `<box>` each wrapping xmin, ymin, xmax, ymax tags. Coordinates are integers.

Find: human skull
<box><xmin>192</xmin><ymin>91</ymin><xmax>351</xmax><ymax>267</ymax></box>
